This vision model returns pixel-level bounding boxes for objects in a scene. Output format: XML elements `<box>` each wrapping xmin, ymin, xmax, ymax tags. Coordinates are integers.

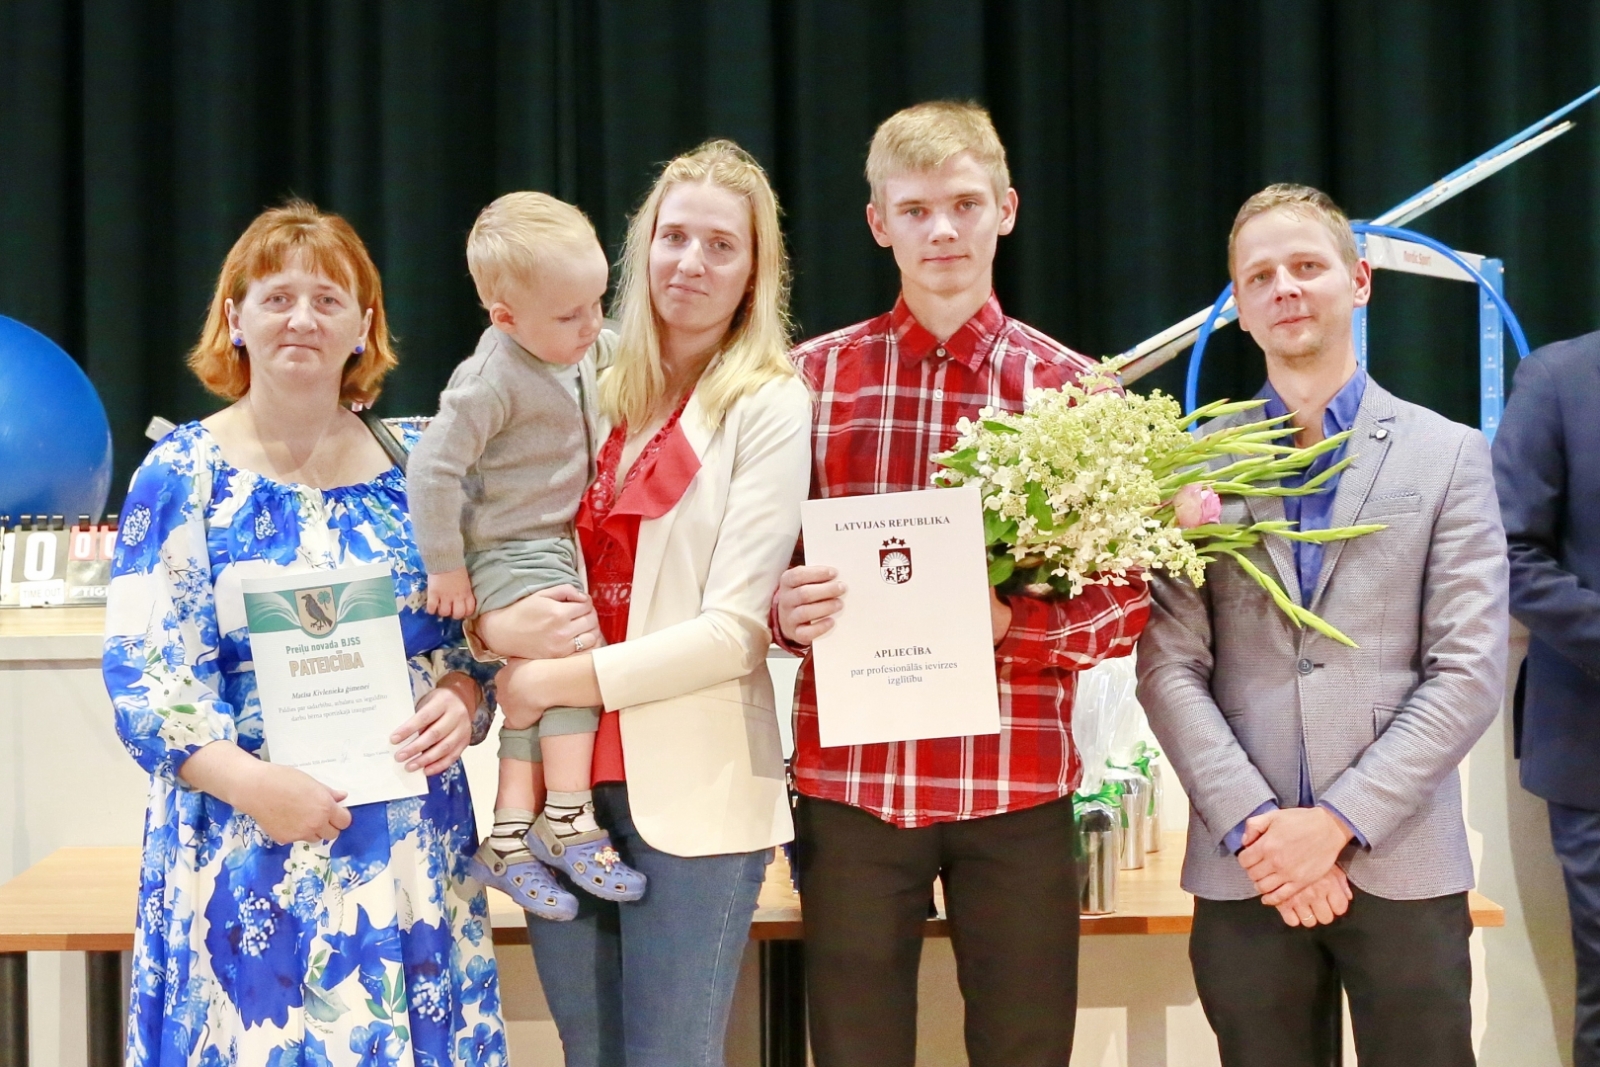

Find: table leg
<box><xmin>85</xmin><ymin>951</ymin><xmax>124</xmax><ymax>1067</ymax></box>
<box><xmin>0</xmin><ymin>953</ymin><xmax>25</xmax><ymax>1067</ymax></box>
<box><xmin>759</xmin><ymin>939</ymin><xmax>807</xmax><ymax>1067</ymax></box>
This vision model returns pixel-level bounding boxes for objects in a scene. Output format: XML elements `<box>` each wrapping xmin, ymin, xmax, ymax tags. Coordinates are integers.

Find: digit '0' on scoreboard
<box><xmin>0</xmin><ymin>518</ymin><xmax>118</xmax><ymax>607</ymax></box>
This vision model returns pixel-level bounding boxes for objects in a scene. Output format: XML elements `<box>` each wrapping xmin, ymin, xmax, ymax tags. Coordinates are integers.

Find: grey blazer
<box><xmin>1135</xmin><ymin>378</ymin><xmax>1508</xmax><ymax>901</ymax></box>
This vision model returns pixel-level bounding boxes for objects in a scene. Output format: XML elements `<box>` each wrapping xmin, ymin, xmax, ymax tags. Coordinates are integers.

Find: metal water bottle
<box><xmin>1079</xmin><ymin>803</ymin><xmax>1120</xmax><ymax>915</ymax></box>
<box><xmin>1107</xmin><ymin>771</ymin><xmax>1149</xmax><ymax>870</ymax></box>
<box><xmin>1143</xmin><ymin>760</ymin><xmax>1163</xmax><ymax>853</ymax></box>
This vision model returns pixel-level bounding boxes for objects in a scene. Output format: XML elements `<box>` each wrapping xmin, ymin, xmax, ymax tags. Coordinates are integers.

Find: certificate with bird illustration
<box><xmin>242</xmin><ymin>562</ymin><xmax>426</xmax><ymax>805</ymax></box>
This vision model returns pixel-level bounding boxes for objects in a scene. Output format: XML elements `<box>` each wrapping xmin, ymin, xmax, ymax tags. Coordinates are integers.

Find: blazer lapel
<box><xmin>1243</xmin><ymin>490</ymin><xmax>1303</xmax><ymax>608</ymax></box>
<box><xmin>1307</xmin><ymin>382</ymin><xmax>1396</xmax><ymax>611</ymax></box>
<box><xmin>626</xmin><ymin>390</ymin><xmax>715</xmax><ymax>634</ymax></box>
<box><xmin>1220</xmin><ymin>409</ymin><xmax>1301</xmax><ymax>607</ymax></box>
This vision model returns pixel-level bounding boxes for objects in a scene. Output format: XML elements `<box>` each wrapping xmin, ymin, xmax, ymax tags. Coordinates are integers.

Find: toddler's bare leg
<box><xmin>496</xmin><ymin>756</ymin><xmax>545</xmax><ymax>814</ymax></box>
<box><xmin>487</xmin><ymin>715</ymin><xmax>545</xmax><ymax>859</ymax></box>
<box><xmin>541</xmin><ymin>732</ymin><xmax>596</xmax><ymax>793</ymax></box>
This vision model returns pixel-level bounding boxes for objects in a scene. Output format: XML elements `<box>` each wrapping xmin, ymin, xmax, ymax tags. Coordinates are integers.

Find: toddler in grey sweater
<box><xmin>408</xmin><ymin>193</ymin><xmax>645</xmax><ymax>920</ymax></box>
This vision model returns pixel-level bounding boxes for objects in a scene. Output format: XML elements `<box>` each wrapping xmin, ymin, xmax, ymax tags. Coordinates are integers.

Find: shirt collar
<box><xmin>891</xmin><ymin>292</ymin><xmax>1006</xmax><ymax>370</ymax></box>
<box><xmin>1256</xmin><ymin>366</ymin><xmax>1368</xmax><ymax>440</ymax></box>
<box><xmin>494</xmin><ymin>326</ymin><xmax>549</xmax><ymax>368</ymax></box>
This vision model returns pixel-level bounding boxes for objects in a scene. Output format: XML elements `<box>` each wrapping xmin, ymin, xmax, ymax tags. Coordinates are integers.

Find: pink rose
<box><xmin>1172</xmin><ymin>483</ymin><xmax>1222</xmax><ymax>529</ymax></box>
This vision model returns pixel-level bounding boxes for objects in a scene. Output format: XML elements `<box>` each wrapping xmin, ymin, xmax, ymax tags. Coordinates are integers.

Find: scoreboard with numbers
<box><xmin>0</xmin><ymin>516</ymin><xmax>119</xmax><ymax>607</ymax></box>
<box><xmin>0</xmin><ymin>416</ymin><xmax>426</xmax><ymax>608</ymax></box>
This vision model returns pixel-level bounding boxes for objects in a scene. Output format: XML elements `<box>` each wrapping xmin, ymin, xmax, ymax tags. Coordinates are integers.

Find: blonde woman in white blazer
<box><xmin>482</xmin><ymin>140</ymin><xmax>810</xmax><ymax>1067</ymax></box>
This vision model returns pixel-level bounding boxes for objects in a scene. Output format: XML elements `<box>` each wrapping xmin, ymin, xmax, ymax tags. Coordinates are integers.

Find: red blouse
<box><xmin>576</xmin><ymin>395</ymin><xmax>699</xmax><ymax>784</ymax></box>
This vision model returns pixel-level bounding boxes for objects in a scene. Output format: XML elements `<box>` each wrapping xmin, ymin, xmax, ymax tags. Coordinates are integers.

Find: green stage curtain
<box><xmin>4</xmin><ymin>0</ymin><xmax>1600</xmax><ymax>506</ymax></box>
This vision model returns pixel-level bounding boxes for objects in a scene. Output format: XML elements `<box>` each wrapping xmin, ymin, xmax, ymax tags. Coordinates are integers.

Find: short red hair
<box><xmin>187</xmin><ymin>200</ymin><xmax>397</xmax><ymax>405</ymax></box>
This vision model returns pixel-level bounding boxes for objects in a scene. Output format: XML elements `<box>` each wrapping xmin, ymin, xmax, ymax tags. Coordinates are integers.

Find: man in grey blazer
<box><xmin>1136</xmin><ymin>184</ymin><xmax>1508</xmax><ymax>1067</ymax></box>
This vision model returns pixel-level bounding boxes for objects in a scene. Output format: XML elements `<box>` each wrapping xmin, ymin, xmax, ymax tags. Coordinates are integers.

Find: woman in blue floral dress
<box><xmin>102</xmin><ymin>202</ymin><xmax>506</xmax><ymax>1067</ymax></box>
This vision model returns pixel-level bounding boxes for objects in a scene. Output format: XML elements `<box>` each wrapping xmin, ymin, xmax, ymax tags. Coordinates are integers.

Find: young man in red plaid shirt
<box><xmin>773</xmin><ymin>101</ymin><xmax>1151</xmax><ymax>1067</ymax></box>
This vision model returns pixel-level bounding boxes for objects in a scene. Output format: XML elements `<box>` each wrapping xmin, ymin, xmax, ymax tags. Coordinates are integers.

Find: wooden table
<box><xmin>0</xmin><ymin>840</ymin><xmax>1504</xmax><ymax>1067</ymax></box>
<box><xmin>0</xmin><ymin>604</ymin><xmax>105</xmax><ymax>657</ymax></box>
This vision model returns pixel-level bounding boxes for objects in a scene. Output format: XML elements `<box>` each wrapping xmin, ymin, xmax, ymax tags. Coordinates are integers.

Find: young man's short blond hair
<box><xmin>865</xmin><ymin>101</ymin><xmax>1011</xmax><ymax>206</ymax></box>
<box><xmin>1228</xmin><ymin>183</ymin><xmax>1359</xmax><ymax>278</ymax></box>
<box><xmin>466</xmin><ymin>191</ymin><xmax>601</xmax><ymax>307</ymax></box>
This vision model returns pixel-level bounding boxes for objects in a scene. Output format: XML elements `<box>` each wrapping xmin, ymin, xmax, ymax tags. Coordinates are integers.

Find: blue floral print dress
<box><xmin>102</xmin><ymin>422</ymin><xmax>506</xmax><ymax>1067</ymax></box>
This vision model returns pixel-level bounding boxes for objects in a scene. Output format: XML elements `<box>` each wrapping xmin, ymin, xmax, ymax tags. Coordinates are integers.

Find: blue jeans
<box><xmin>526</xmin><ymin>782</ymin><xmax>767</xmax><ymax>1067</ymax></box>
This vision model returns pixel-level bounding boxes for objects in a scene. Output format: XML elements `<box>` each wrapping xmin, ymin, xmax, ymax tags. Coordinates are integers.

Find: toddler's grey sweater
<box><xmin>408</xmin><ymin>326</ymin><xmax>614</xmax><ymax>574</ymax></box>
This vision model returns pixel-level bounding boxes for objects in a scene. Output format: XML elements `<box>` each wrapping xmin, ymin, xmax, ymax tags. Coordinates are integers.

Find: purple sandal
<box><xmin>526</xmin><ymin>814</ymin><xmax>647</xmax><ymax>902</ymax></box>
<box><xmin>467</xmin><ymin>841</ymin><xmax>579</xmax><ymax>921</ymax></box>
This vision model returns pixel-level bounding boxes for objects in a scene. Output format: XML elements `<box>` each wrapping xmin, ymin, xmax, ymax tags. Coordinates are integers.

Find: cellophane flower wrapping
<box><xmin>1073</xmin><ymin>655</ymin><xmax>1146</xmax><ymax>796</ymax></box>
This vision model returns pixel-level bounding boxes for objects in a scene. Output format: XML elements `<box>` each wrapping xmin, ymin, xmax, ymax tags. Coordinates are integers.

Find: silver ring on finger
<box><xmin>574</xmin><ymin>635</ymin><xmax>587</xmax><ymax>652</ymax></box>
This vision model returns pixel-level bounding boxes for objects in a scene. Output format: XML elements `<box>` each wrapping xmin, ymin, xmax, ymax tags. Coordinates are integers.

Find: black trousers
<box><xmin>1190</xmin><ymin>888</ymin><xmax>1474</xmax><ymax>1067</ymax></box>
<box><xmin>794</xmin><ymin>794</ymin><xmax>1080</xmax><ymax>1067</ymax></box>
<box><xmin>1548</xmin><ymin>800</ymin><xmax>1600</xmax><ymax>1067</ymax></box>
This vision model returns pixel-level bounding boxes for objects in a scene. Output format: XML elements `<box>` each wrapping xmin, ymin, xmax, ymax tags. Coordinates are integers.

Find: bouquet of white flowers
<box><xmin>932</xmin><ymin>363</ymin><xmax>1384</xmax><ymax>647</ymax></box>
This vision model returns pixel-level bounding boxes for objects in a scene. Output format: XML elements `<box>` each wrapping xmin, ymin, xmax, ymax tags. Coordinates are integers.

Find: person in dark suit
<box><xmin>1493</xmin><ymin>329</ymin><xmax>1600</xmax><ymax>1067</ymax></box>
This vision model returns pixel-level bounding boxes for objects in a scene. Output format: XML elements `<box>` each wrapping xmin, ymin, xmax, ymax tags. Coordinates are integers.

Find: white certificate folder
<box><xmin>242</xmin><ymin>563</ymin><xmax>427</xmax><ymax>806</ymax></box>
<box><xmin>801</xmin><ymin>486</ymin><xmax>1001</xmax><ymax>748</ymax></box>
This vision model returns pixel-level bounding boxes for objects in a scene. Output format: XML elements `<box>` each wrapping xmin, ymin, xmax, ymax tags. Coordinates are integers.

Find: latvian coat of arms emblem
<box><xmin>879</xmin><ymin>537</ymin><xmax>912</xmax><ymax>584</ymax></box>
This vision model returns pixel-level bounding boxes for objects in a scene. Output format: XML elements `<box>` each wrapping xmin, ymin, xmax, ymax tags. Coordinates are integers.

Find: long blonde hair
<box><xmin>603</xmin><ymin>139</ymin><xmax>794</xmax><ymax>430</ymax></box>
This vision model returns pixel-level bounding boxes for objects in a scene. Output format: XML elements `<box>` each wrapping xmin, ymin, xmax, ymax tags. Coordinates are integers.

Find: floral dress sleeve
<box><xmin>417</xmin><ymin>644</ymin><xmax>499</xmax><ymax>746</ymax></box>
<box><xmin>102</xmin><ymin>427</ymin><xmax>236</xmax><ymax>782</ymax></box>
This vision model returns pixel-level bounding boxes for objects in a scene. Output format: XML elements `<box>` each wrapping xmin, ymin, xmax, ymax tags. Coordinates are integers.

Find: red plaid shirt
<box><xmin>780</xmin><ymin>293</ymin><xmax>1151</xmax><ymax>828</ymax></box>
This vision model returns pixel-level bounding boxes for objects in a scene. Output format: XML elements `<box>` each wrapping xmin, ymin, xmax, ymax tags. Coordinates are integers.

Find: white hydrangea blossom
<box><xmin>936</xmin><ymin>371</ymin><xmax>1205</xmax><ymax>596</ymax></box>
<box><xmin>935</xmin><ymin>365</ymin><xmax>1387</xmax><ymax>647</ymax></box>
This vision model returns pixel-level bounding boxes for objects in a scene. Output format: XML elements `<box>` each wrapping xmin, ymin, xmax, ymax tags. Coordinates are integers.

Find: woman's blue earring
<box><xmin>354</xmin><ymin>343</ymin><xmax>365</xmax><ymax>355</ymax></box>
<box><xmin>231</xmin><ymin>334</ymin><xmax>244</xmax><ymax>348</ymax></box>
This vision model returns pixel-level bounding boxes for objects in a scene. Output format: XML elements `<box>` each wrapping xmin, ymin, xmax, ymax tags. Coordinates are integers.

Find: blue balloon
<box><xmin>0</xmin><ymin>315</ymin><xmax>113</xmax><ymax>520</ymax></box>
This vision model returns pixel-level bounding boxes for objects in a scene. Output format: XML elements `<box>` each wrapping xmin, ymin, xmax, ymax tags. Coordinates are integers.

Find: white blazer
<box><xmin>588</xmin><ymin>373</ymin><xmax>812</xmax><ymax>857</ymax></box>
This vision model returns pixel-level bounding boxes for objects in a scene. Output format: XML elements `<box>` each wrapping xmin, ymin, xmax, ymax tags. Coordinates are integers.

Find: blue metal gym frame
<box><xmin>1183</xmin><ymin>222</ymin><xmax>1531</xmax><ymax>441</ymax></box>
<box><xmin>1117</xmin><ymin>84</ymin><xmax>1600</xmax><ymax>444</ymax></box>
